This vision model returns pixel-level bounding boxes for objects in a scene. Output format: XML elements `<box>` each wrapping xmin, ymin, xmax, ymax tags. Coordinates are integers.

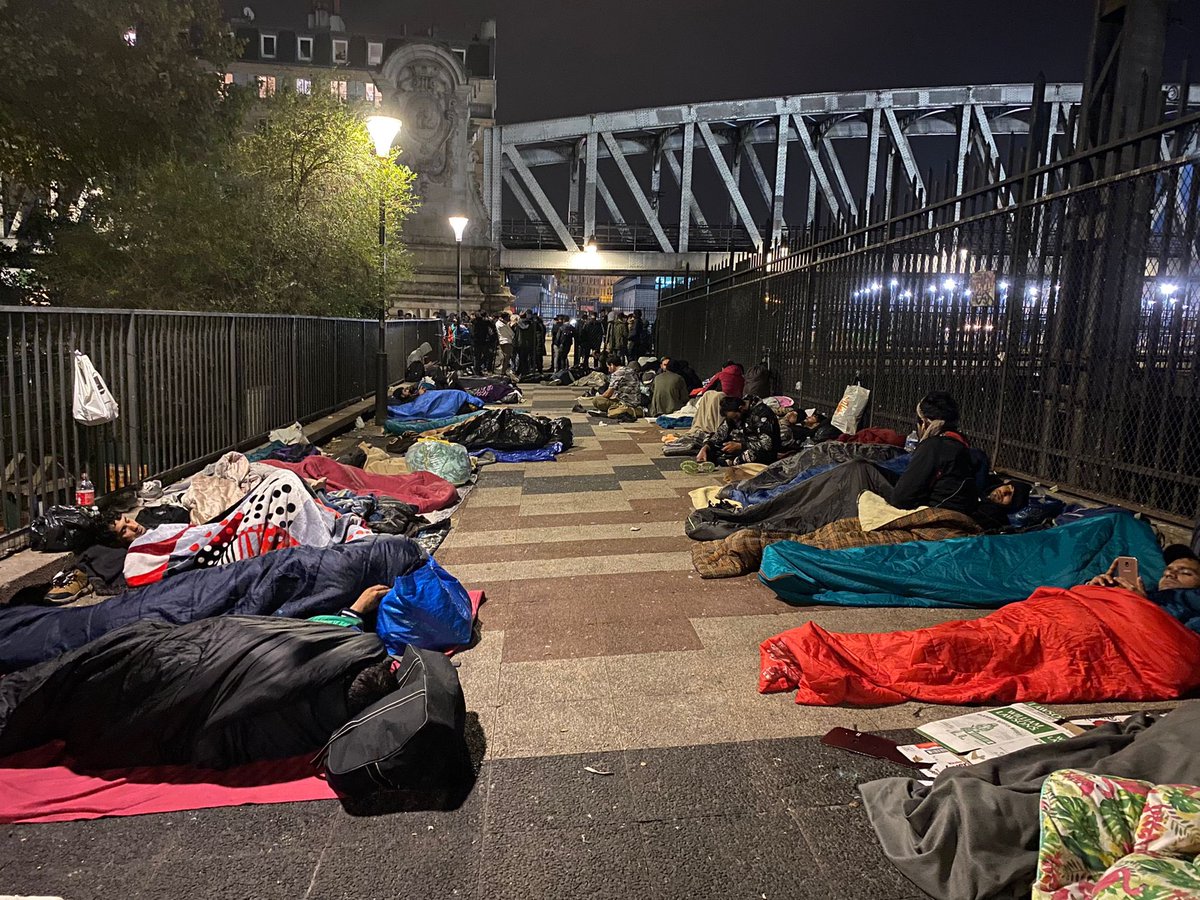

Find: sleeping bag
<box><xmin>687</xmin><ymin>458</ymin><xmax>899</xmax><ymax>541</ymax></box>
<box><xmin>0</xmin><ymin>536</ymin><xmax>425</xmax><ymax>673</ymax></box>
<box><xmin>388</xmin><ymin>389</ymin><xmax>484</xmax><ymax>421</ymax></box>
<box><xmin>759</xmin><ymin>585</ymin><xmax>1200</xmax><ymax>705</ymax></box>
<box><xmin>0</xmin><ymin>616</ymin><xmax>385</xmax><ymax>769</ymax></box>
<box><xmin>262</xmin><ymin>456</ymin><xmax>459</xmax><ymax>513</ymax></box>
<box><xmin>758</xmin><ymin>511</ymin><xmax>1163</xmax><ymax>608</ymax></box>
<box><xmin>718</xmin><ymin>441</ymin><xmax>904</xmax><ymax>505</ymax></box>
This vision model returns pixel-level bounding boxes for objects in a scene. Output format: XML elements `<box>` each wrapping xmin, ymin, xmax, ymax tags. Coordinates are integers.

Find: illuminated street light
<box><xmin>583</xmin><ymin>235</ymin><xmax>598</xmax><ymax>254</ymax></box>
<box><xmin>448</xmin><ymin>216</ymin><xmax>469</xmax><ymax>320</ymax></box>
<box><xmin>366</xmin><ymin>115</ymin><xmax>402</xmax><ymax>159</ymax></box>
<box><xmin>943</xmin><ymin>278</ymin><xmax>957</xmax><ymax>291</ymax></box>
<box><xmin>366</xmin><ymin>114</ymin><xmax>402</xmax><ymax>425</ymax></box>
<box><xmin>1160</xmin><ymin>283</ymin><xmax>1179</xmax><ymax>297</ymax></box>
<box><xmin>889</xmin><ymin>279</ymin><xmax>899</xmax><ymax>288</ymax></box>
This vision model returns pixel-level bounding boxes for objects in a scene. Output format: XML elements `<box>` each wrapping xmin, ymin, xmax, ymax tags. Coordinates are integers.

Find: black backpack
<box><xmin>321</xmin><ymin>645</ymin><xmax>468</xmax><ymax>797</ymax></box>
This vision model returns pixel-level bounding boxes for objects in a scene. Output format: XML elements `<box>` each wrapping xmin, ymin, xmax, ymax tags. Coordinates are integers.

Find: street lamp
<box><xmin>367</xmin><ymin>114</ymin><xmax>401</xmax><ymax>425</ymax></box>
<box><xmin>449</xmin><ymin>216</ymin><xmax>469</xmax><ymax>321</ymax></box>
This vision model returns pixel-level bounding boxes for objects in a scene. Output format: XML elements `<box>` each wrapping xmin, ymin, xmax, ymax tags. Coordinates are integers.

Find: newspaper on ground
<box><xmin>914</xmin><ymin>702</ymin><xmax>1076</xmax><ymax>763</ymax></box>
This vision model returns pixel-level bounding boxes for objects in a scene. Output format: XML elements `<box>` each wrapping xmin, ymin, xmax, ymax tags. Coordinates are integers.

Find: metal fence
<box><xmin>658</xmin><ymin>103</ymin><xmax>1200</xmax><ymax>525</ymax></box>
<box><xmin>1</xmin><ymin>308</ymin><xmax>441</xmax><ymax>546</ymax></box>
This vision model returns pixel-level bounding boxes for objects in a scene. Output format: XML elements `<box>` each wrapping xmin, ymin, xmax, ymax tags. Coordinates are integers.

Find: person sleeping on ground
<box><xmin>104</xmin><ymin>468</ymin><xmax>371</xmax><ymax>587</ymax></box>
<box><xmin>685</xmin><ymin>390</ymin><xmax>986</xmax><ymax>541</ymax></box>
<box><xmin>781</xmin><ymin>408</ymin><xmax>840</xmax><ymax>447</ymax></box>
<box><xmin>692</xmin><ymin>478</ymin><xmax>1031</xmax><ymax>578</ymax></box>
<box><xmin>0</xmin><ymin>587</ymin><xmax>417</xmax><ymax>770</ymax></box>
<box><xmin>757</xmin><ymin>544</ymin><xmax>1200</xmax><ymax>706</ymax></box>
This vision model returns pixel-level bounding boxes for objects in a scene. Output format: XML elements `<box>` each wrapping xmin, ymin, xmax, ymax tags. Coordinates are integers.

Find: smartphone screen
<box><xmin>1115</xmin><ymin>556</ymin><xmax>1139</xmax><ymax>588</ymax></box>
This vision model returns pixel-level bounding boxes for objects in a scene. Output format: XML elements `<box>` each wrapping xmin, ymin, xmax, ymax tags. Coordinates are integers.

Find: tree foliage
<box><xmin>40</xmin><ymin>90</ymin><xmax>418</xmax><ymax>315</ymax></box>
<box><xmin>0</xmin><ymin>0</ymin><xmax>242</xmax><ymax>207</ymax></box>
<box><xmin>0</xmin><ymin>0</ymin><xmax>419</xmax><ymax>315</ymax></box>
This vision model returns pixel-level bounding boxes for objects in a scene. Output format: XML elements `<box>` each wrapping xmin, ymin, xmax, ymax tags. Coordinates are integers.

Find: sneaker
<box><xmin>46</xmin><ymin>568</ymin><xmax>93</xmax><ymax>605</ymax></box>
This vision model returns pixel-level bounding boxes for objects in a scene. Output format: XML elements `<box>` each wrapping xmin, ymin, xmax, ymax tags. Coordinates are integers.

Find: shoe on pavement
<box><xmin>46</xmin><ymin>568</ymin><xmax>93</xmax><ymax>605</ymax></box>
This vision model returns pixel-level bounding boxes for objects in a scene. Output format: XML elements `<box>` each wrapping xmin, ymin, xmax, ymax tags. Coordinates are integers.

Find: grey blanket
<box><xmin>860</xmin><ymin>701</ymin><xmax>1200</xmax><ymax>900</ymax></box>
<box><xmin>717</xmin><ymin>441</ymin><xmax>901</xmax><ymax>500</ymax></box>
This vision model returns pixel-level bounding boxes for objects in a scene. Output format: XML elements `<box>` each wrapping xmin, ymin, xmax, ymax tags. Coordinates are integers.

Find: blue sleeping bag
<box><xmin>388</xmin><ymin>389</ymin><xmax>483</xmax><ymax>422</ymax></box>
<box><xmin>0</xmin><ymin>536</ymin><xmax>425</xmax><ymax>673</ymax></box>
<box><xmin>759</xmin><ymin>512</ymin><xmax>1164</xmax><ymax>608</ymax></box>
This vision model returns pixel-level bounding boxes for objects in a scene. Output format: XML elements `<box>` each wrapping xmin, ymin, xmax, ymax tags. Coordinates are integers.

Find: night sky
<box><xmin>229</xmin><ymin>0</ymin><xmax>1200</xmax><ymax>123</ymax></box>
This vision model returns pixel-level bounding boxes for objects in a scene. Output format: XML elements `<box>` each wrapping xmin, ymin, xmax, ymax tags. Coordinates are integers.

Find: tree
<box><xmin>39</xmin><ymin>90</ymin><xmax>419</xmax><ymax>316</ymax></box>
<box><xmin>0</xmin><ymin>0</ymin><xmax>243</xmax><ymax>238</ymax></box>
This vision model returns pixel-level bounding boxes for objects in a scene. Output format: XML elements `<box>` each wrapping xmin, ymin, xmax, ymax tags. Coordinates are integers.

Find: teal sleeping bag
<box><xmin>758</xmin><ymin>512</ymin><xmax>1164</xmax><ymax>608</ymax></box>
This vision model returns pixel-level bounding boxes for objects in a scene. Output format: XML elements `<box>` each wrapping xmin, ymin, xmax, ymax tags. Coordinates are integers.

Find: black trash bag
<box><xmin>548</xmin><ymin>417</ymin><xmax>574</xmax><ymax>450</ymax></box>
<box><xmin>442</xmin><ymin>408</ymin><xmax>552</xmax><ymax>451</ymax></box>
<box><xmin>30</xmin><ymin>505</ymin><xmax>101</xmax><ymax>552</ymax></box>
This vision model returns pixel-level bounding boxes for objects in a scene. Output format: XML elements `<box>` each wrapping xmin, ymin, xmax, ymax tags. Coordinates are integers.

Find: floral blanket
<box><xmin>1034</xmin><ymin>769</ymin><xmax>1200</xmax><ymax>899</ymax></box>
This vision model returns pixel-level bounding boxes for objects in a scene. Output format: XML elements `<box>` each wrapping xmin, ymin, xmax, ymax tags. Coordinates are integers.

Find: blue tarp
<box><xmin>759</xmin><ymin>512</ymin><xmax>1164</xmax><ymax>608</ymax></box>
<box><xmin>726</xmin><ymin>454</ymin><xmax>912</xmax><ymax>508</ymax></box>
<box><xmin>469</xmin><ymin>443</ymin><xmax>563</xmax><ymax>463</ymax></box>
<box><xmin>388</xmin><ymin>390</ymin><xmax>483</xmax><ymax>422</ymax></box>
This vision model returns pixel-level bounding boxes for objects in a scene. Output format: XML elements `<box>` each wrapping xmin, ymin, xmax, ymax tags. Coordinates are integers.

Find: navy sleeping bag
<box><xmin>759</xmin><ymin>512</ymin><xmax>1164</xmax><ymax>608</ymax></box>
<box><xmin>0</xmin><ymin>536</ymin><xmax>425</xmax><ymax>673</ymax></box>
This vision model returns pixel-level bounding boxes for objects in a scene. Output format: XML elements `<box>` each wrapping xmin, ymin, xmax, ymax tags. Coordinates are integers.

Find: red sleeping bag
<box><xmin>758</xmin><ymin>586</ymin><xmax>1200</xmax><ymax>706</ymax></box>
<box><xmin>262</xmin><ymin>457</ymin><xmax>458</xmax><ymax>514</ymax></box>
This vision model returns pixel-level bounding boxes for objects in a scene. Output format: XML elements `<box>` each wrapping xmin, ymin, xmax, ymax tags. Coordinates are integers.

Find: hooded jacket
<box><xmin>700</xmin><ymin>364</ymin><xmax>746</xmax><ymax>399</ymax></box>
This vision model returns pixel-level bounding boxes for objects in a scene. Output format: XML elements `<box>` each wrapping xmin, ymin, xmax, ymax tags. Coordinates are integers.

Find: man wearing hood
<box><xmin>890</xmin><ymin>391</ymin><xmax>979</xmax><ymax>514</ymax></box>
<box><xmin>697</xmin><ymin>361</ymin><xmax>745</xmax><ymax>399</ymax></box>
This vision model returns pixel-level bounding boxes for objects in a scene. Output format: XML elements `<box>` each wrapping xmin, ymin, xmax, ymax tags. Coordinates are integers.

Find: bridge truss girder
<box><xmin>485</xmin><ymin>82</ymin><xmax>1200</xmax><ymax>259</ymax></box>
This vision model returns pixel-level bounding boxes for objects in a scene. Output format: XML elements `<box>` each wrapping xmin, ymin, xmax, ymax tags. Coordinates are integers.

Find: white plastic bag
<box><xmin>830</xmin><ymin>384</ymin><xmax>870</xmax><ymax>434</ymax></box>
<box><xmin>72</xmin><ymin>351</ymin><xmax>119</xmax><ymax>425</ymax></box>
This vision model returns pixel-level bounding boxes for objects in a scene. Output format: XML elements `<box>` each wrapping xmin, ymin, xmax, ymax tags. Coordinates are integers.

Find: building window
<box><xmin>257</xmin><ymin>75</ymin><xmax>276</xmax><ymax>98</ymax></box>
<box><xmin>365</xmin><ymin>83</ymin><xmax>382</xmax><ymax>107</ymax></box>
<box><xmin>329</xmin><ymin>79</ymin><xmax>347</xmax><ymax>101</ymax></box>
<box><xmin>222</xmin><ymin>72</ymin><xmax>234</xmax><ymax>85</ymax></box>
<box><xmin>348</xmin><ymin>80</ymin><xmax>364</xmax><ymax>101</ymax></box>
<box><xmin>332</xmin><ymin>38</ymin><xmax>348</xmax><ymax>64</ymax></box>
<box><xmin>260</xmin><ymin>33</ymin><xmax>277</xmax><ymax>58</ymax></box>
<box><xmin>122</xmin><ymin>27</ymin><xmax>138</xmax><ymax>47</ymax></box>
<box><xmin>295</xmin><ymin>77</ymin><xmax>312</xmax><ymax>94</ymax></box>
<box><xmin>367</xmin><ymin>41</ymin><xmax>383</xmax><ymax>65</ymax></box>
<box><xmin>297</xmin><ymin>36</ymin><xmax>313</xmax><ymax>61</ymax></box>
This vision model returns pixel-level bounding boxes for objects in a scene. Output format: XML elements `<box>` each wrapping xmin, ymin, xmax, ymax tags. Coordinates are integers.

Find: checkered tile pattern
<box><xmin>445</xmin><ymin>387</ymin><xmax>1174</xmax><ymax>761</ymax></box>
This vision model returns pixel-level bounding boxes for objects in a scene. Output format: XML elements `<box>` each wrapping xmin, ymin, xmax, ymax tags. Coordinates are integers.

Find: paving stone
<box><xmin>519</xmin><ymin>473</ymin><xmax>622</xmax><ymax>494</ymax></box>
<box><xmin>621</xmin><ymin>742</ymin><xmax>770</xmax><ymax>821</ymax></box>
<box><xmin>611</xmin><ymin>464</ymin><xmax>666</xmax><ymax>481</ymax></box>
<box><xmin>789</xmin><ymin>803</ymin><xmax>922</xmax><ymax>900</ymax></box>
<box><xmin>477</xmin><ymin>469</ymin><xmax>526</xmax><ymax>487</ymax></box>
<box><xmin>479</xmin><ymin>823</ymin><xmax>653</xmax><ymax>900</ymax></box>
<box><xmin>485</xmin><ymin>750</ymin><xmax>635</xmax><ymax>832</ymax></box>
<box><xmin>639</xmin><ymin>810</ymin><xmax>832</xmax><ymax>900</ymax></box>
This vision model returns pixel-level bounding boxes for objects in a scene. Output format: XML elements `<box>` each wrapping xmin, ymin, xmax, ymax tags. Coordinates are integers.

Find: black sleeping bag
<box><xmin>0</xmin><ymin>536</ymin><xmax>425</xmax><ymax>674</ymax></box>
<box><xmin>685</xmin><ymin>458</ymin><xmax>899</xmax><ymax>541</ymax></box>
<box><xmin>0</xmin><ymin>616</ymin><xmax>385</xmax><ymax>769</ymax></box>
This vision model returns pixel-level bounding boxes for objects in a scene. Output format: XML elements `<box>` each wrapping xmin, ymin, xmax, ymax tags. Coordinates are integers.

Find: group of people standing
<box><xmin>446</xmin><ymin>308</ymin><xmax>655</xmax><ymax>379</ymax></box>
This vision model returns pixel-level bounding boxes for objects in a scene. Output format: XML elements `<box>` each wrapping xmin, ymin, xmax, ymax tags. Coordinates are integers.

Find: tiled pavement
<box><xmin>2</xmin><ymin>385</ymin><xmax>1165</xmax><ymax>899</ymax></box>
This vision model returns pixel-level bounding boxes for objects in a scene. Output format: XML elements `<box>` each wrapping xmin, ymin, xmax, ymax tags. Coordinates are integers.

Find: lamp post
<box><xmin>448</xmin><ymin>216</ymin><xmax>469</xmax><ymax>321</ymax></box>
<box><xmin>366</xmin><ymin>115</ymin><xmax>402</xmax><ymax>425</ymax></box>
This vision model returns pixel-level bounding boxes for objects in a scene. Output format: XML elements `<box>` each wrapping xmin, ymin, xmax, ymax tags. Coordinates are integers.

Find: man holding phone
<box><xmin>1089</xmin><ymin>545</ymin><xmax>1200</xmax><ymax>596</ymax></box>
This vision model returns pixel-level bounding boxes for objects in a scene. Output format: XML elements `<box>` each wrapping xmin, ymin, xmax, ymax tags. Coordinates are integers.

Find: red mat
<box><xmin>0</xmin><ymin>591</ymin><xmax>485</xmax><ymax>824</ymax></box>
<box><xmin>0</xmin><ymin>742</ymin><xmax>335</xmax><ymax>824</ymax></box>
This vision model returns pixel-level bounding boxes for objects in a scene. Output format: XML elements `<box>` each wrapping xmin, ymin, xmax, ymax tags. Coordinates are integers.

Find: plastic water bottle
<box><xmin>75</xmin><ymin>472</ymin><xmax>95</xmax><ymax>507</ymax></box>
<box><xmin>904</xmin><ymin>430</ymin><xmax>919</xmax><ymax>453</ymax></box>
